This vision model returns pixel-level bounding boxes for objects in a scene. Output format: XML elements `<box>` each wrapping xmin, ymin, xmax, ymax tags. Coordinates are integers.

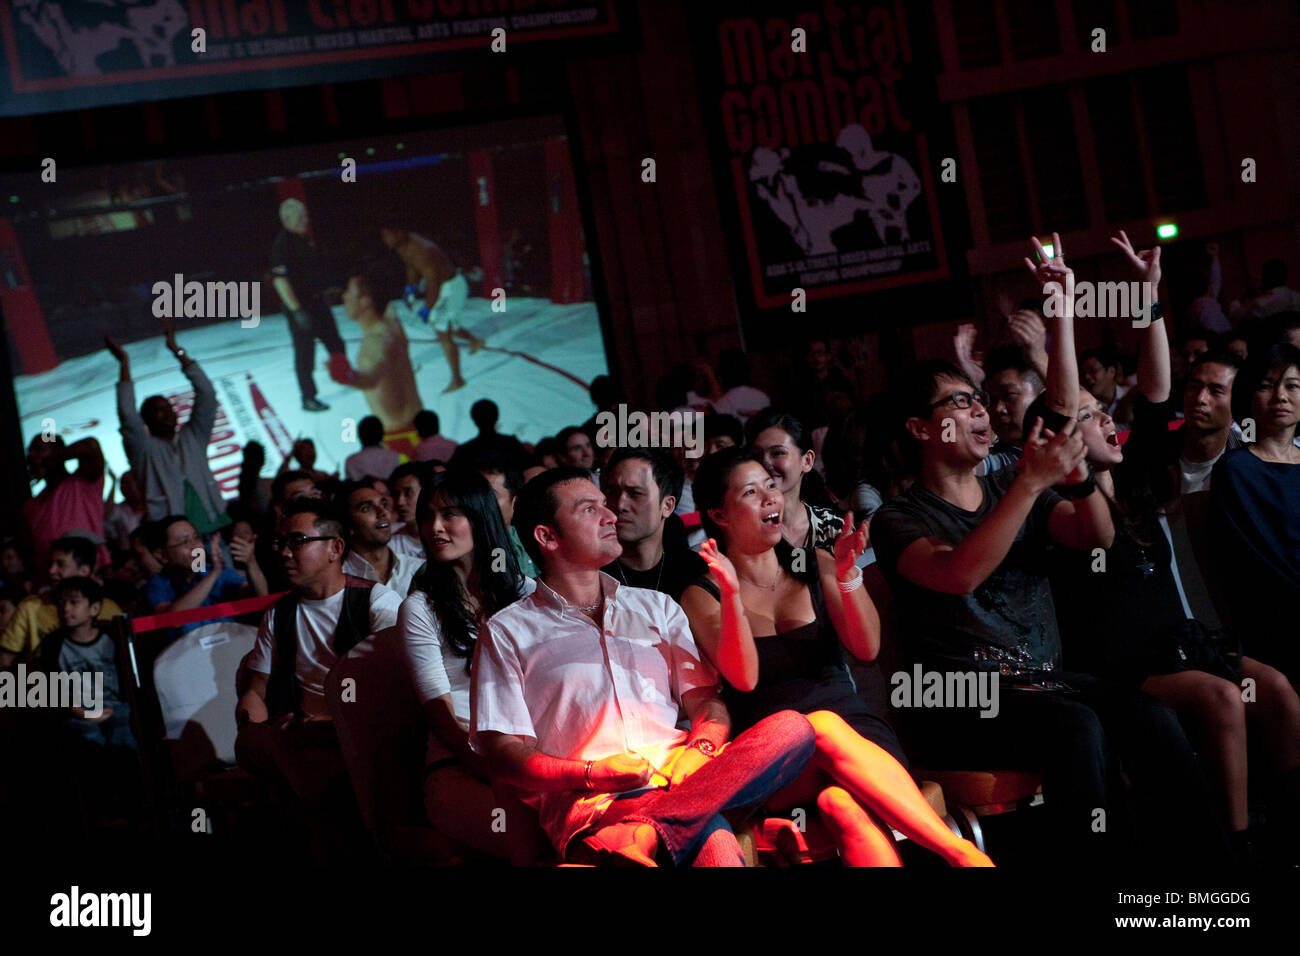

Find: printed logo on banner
<box><xmin>693</xmin><ymin>1</ymin><xmax>949</xmax><ymax>311</ymax></box>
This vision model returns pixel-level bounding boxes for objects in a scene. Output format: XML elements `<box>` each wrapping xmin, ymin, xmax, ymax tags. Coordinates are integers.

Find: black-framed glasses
<box><xmin>929</xmin><ymin>389</ymin><xmax>989</xmax><ymax>412</ymax></box>
<box><xmin>272</xmin><ymin>534</ymin><xmax>336</xmax><ymax>553</ymax></box>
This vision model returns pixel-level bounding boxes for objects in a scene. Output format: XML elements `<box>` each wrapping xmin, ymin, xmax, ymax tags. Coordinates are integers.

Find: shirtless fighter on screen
<box><xmin>381</xmin><ymin>226</ymin><xmax>483</xmax><ymax>393</ymax></box>
<box><xmin>329</xmin><ymin>273</ymin><xmax>423</xmax><ymax>453</ymax></box>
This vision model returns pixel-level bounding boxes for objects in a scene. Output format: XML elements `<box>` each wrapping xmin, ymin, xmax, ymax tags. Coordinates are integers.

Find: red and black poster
<box><xmin>692</xmin><ymin>0</ymin><xmax>948</xmax><ymax>320</ymax></box>
<box><xmin>0</xmin><ymin>0</ymin><xmax>628</xmax><ymax>116</ymax></box>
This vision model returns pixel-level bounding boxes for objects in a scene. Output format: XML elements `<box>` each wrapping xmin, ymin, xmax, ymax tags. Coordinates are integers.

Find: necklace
<box><xmin>739</xmin><ymin>564</ymin><xmax>781</xmax><ymax>590</ymax></box>
<box><xmin>615</xmin><ymin>548</ymin><xmax>666</xmax><ymax>593</ymax></box>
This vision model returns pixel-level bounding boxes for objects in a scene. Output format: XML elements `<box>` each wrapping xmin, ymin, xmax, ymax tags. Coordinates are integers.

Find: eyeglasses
<box><xmin>166</xmin><ymin>533</ymin><xmax>202</xmax><ymax>550</ymax></box>
<box><xmin>272</xmin><ymin>534</ymin><xmax>336</xmax><ymax>553</ymax></box>
<box><xmin>929</xmin><ymin>389</ymin><xmax>989</xmax><ymax>412</ymax></box>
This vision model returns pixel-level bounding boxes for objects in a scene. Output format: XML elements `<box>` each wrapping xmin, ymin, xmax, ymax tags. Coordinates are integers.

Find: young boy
<box><xmin>39</xmin><ymin>577</ymin><xmax>135</xmax><ymax>750</ymax></box>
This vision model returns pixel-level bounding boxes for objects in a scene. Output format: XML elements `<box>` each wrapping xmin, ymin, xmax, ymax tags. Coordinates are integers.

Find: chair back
<box><xmin>152</xmin><ymin>621</ymin><xmax>258</xmax><ymax>783</ymax></box>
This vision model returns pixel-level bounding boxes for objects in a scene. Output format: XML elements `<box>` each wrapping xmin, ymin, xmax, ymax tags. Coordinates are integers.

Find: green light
<box><xmin>366</xmin><ymin>147</ymin><xmax>375</xmax><ymax>156</ymax></box>
<box><xmin>337</xmin><ymin>152</ymin><xmax>346</xmax><ymax>159</ymax></box>
<box><xmin>395</xmin><ymin>142</ymin><xmax>404</xmax><ymax>150</ymax></box>
<box><xmin>8</xmin><ymin>195</ymin><xmax>18</xmax><ymax>203</ymax></box>
<box><xmin>1040</xmin><ymin>243</ymin><xmax>1055</xmax><ymax>259</ymax></box>
<box><xmin>1156</xmin><ymin>222</ymin><xmax>1178</xmax><ymax>239</ymax></box>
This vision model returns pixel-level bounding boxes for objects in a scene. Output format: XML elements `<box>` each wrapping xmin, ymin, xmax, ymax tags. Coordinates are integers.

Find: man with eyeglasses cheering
<box><xmin>235</xmin><ymin>497</ymin><xmax>403</xmax><ymax>853</ymax></box>
<box><xmin>142</xmin><ymin>515</ymin><xmax>266</xmax><ymax>636</ymax></box>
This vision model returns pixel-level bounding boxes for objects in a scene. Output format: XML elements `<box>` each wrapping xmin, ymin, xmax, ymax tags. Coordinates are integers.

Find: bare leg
<box><xmin>1143</xmin><ymin>670</ymin><xmax>1249</xmax><ymax>832</ymax></box>
<box><xmin>437</xmin><ymin>328</ymin><xmax>466</xmax><ymax>392</ymax></box>
<box><xmin>1240</xmin><ymin>657</ymin><xmax>1300</xmax><ymax>798</ymax></box>
<box><xmin>453</xmin><ymin>325</ymin><xmax>485</xmax><ymax>353</ymax></box>
<box><xmin>806</xmin><ymin>711</ymin><xmax>993</xmax><ymax>866</ymax></box>
<box><xmin>817</xmin><ymin>786</ymin><xmax>901</xmax><ymax>866</ymax></box>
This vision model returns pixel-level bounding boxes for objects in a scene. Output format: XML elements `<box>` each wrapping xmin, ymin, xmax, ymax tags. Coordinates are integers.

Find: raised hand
<box><xmin>158</xmin><ymin>314</ymin><xmax>180</xmax><ymax>354</ymax></box>
<box><xmin>1109</xmin><ymin>228</ymin><xmax>1162</xmax><ymax>291</ymax></box>
<box><xmin>207</xmin><ymin>536</ymin><xmax>226</xmax><ymax>575</ymax></box>
<box><xmin>1008</xmin><ymin>309</ymin><xmax>1046</xmax><ymax>353</ymax></box>
<box><xmin>1018</xmin><ymin>417</ymin><xmax>1087</xmax><ymax>492</ymax></box>
<box><xmin>699</xmin><ymin>537</ymin><xmax>740</xmax><ymax>598</ymax></box>
<box><xmin>228</xmin><ymin>533</ymin><xmax>256</xmax><ymax>568</ymax></box>
<box><xmin>952</xmin><ymin>322</ymin><xmax>985</xmax><ymax>386</ymax></box>
<box><xmin>1024</xmin><ymin>233</ymin><xmax>1074</xmax><ymax>317</ymax></box>
<box><xmin>104</xmin><ymin>334</ymin><xmax>128</xmax><ymax>364</ymax></box>
<box><xmin>834</xmin><ymin>511</ymin><xmax>870</xmax><ymax>577</ymax></box>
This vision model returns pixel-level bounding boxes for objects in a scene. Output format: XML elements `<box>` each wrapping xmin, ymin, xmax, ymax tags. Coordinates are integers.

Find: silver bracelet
<box><xmin>836</xmin><ymin>568</ymin><xmax>863</xmax><ymax>593</ymax></box>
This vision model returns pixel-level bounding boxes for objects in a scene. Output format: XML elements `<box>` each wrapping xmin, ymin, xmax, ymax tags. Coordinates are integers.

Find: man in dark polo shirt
<box><xmin>600</xmin><ymin>448</ymin><xmax>705</xmax><ymax>602</ymax></box>
<box><xmin>270</xmin><ymin>198</ymin><xmax>349</xmax><ymax>412</ymax></box>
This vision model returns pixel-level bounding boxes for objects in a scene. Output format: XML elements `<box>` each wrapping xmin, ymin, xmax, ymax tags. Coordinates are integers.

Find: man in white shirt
<box><xmin>471</xmin><ymin>467</ymin><xmax>815</xmax><ymax>866</ymax></box>
<box><xmin>381</xmin><ymin>463</ymin><xmax>425</xmax><ymax>558</ymax></box>
<box><xmin>337</xmin><ymin>480</ymin><xmax>422</xmax><ymax>597</ymax></box>
<box><xmin>345</xmin><ymin>416</ymin><xmax>402</xmax><ymax>481</ymax></box>
<box><xmin>235</xmin><ymin>498</ymin><xmax>402</xmax><ymax>815</ymax></box>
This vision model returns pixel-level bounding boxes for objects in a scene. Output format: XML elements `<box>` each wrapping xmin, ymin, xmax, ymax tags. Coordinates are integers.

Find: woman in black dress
<box><xmin>681</xmin><ymin>447</ymin><xmax>991</xmax><ymax>866</ymax></box>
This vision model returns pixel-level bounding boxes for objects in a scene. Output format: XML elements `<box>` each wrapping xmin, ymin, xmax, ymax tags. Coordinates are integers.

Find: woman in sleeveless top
<box><xmin>682</xmin><ymin>448</ymin><xmax>991</xmax><ymax>866</ymax></box>
<box><xmin>398</xmin><ymin>470</ymin><xmax>533</xmax><ymax>858</ymax></box>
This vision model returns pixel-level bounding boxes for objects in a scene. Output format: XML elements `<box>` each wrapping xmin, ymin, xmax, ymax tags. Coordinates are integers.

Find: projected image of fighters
<box><xmin>2</xmin><ymin>115</ymin><xmax>605</xmax><ymax>498</ymax></box>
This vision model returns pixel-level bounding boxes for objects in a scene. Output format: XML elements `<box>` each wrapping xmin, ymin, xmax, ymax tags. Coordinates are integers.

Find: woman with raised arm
<box><xmin>398</xmin><ymin>469</ymin><xmax>533</xmax><ymax>858</ymax></box>
<box><xmin>1037</xmin><ymin>231</ymin><xmax>1299</xmax><ymax>863</ymax></box>
<box><xmin>680</xmin><ymin>447</ymin><xmax>992</xmax><ymax>866</ymax></box>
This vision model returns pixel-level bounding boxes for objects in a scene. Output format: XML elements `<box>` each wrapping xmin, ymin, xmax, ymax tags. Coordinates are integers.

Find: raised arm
<box><xmin>820</xmin><ymin>519</ymin><xmax>880</xmax><ymax>661</ymax></box>
<box><xmin>1024</xmin><ymin>233</ymin><xmax>1077</xmax><ymax>417</ymax></box>
<box><xmin>952</xmin><ymin>323</ymin><xmax>986</xmax><ymax>388</ymax></box>
<box><xmin>1109</xmin><ymin>230</ymin><xmax>1169</xmax><ymax>403</ymax></box>
<box><xmin>107</xmin><ymin>335</ymin><xmax>149</xmax><ymax>464</ymax></box>
<box><xmin>895</xmin><ymin>421</ymin><xmax>1087</xmax><ymax>595</ymax></box>
<box><xmin>681</xmin><ymin>539</ymin><xmax>760</xmax><ymax>691</ymax></box>
<box><xmin>61</xmin><ymin>437</ymin><xmax>105</xmax><ymax>484</ymax></box>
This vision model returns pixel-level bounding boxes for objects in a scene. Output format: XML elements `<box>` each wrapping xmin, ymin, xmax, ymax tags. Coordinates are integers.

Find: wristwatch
<box><xmin>688</xmin><ymin>738</ymin><xmax>719</xmax><ymax>758</ymax></box>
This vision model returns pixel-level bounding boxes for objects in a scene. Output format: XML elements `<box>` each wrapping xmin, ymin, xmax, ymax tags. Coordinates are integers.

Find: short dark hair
<box><xmin>556</xmin><ymin>426</ymin><xmax>587</xmax><ymax>450</ymax></box>
<box><xmin>0</xmin><ymin>582</ymin><xmax>28</xmax><ymax>606</ymax></box>
<box><xmin>888</xmin><ymin>360</ymin><xmax>977</xmax><ymax>471</ymax></box>
<box><xmin>145</xmin><ymin>514</ymin><xmax>192</xmax><ymax>552</ymax></box>
<box><xmin>358</xmin><ymin>416</ymin><xmax>385</xmax><ymax>447</ymax></box>
<box><xmin>985</xmin><ymin>344</ymin><xmax>1043</xmax><ymax>393</ymax></box>
<box><xmin>55</xmin><ymin>575</ymin><xmax>103</xmax><ymax>608</ymax></box>
<box><xmin>513</xmin><ymin>466</ymin><xmax>597</xmax><ymax>569</ymax></box>
<box><xmin>604</xmin><ymin>447</ymin><xmax>684</xmax><ymax>504</ymax></box>
<box><xmin>703</xmin><ymin>412</ymin><xmax>744</xmax><ymax>448</ymax></box>
<box><xmin>413</xmin><ymin>409</ymin><xmax>440</xmax><ymax>438</ymax></box>
<box><xmin>1080</xmin><ymin>345</ymin><xmax>1121</xmax><ymax>371</ymax></box>
<box><xmin>534</xmin><ymin>437</ymin><xmax>562</xmax><ymax>462</ymax></box>
<box><xmin>474</xmin><ymin>454</ymin><xmax>525</xmax><ymax>497</ymax></box>
<box><xmin>335</xmin><ymin>479</ymin><xmax>382</xmax><ymax>526</ymax></box>
<box><xmin>470</xmin><ymin>399</ymin><xmax>499</xmax><ymax>431</ymax></box>
<box><xmin>389</xmin><ymin>461</ymin><xmax>425</xmax><ymax>488</ymax></box>
<box><xmin>272</xmin><ymin>469</ymin><xmax>314</xmax><ymax>505</ymax></box>
<box><xmin>49</xmin><ymin>536</ymin><xmax>96</xmax><ymax>571</ymax></box>
<box><xmin>1233</xmin><ymin>342</ymin><xmax>1300</xmax><ymax>424</ymax></box>
<box><xmin>1190</xmin><ymin>348</ymin><xmax>1241</xmax><ymax>376</ymax></box>
<box><xmin>281</xmin><ymin>496</ymin><xmax>346</xmax><ymax>543</ymax></box>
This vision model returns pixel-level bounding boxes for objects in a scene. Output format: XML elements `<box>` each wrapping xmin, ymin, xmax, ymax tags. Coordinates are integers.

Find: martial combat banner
<box><xmin>690</xmin><ymin>0</ymin><xmax>948</xmax><ymax>318</ymax></box>
<box><xmin>0</xmin><ymin>0</ymin><xmax>628</xmax><ymax>117</ymax></box>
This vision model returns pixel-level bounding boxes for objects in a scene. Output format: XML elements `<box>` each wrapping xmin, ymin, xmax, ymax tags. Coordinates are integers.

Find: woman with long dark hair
<box><xmin>745</xmin><ymin>409</ymin><xmax>844</xmax><ymax>555</ymax></box>
<box><xmin>398</xmin><ymin>469</ymin><xmax>532</xmax><ymax>857</ymax></box>
<box><xmin>681</xmin><ymin>447</ymin><xmax>992</xmax><ymax>866</ymax></box>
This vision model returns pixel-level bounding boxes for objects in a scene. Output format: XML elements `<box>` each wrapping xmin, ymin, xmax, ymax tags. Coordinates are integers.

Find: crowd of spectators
<box><xmin>2</xmin><ymin>236</ymin><xmax>1298</xmax><ymax>869</ymax></box>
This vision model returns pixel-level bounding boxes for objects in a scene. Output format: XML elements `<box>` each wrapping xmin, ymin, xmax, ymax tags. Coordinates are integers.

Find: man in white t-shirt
<box><xmin>235</xmin><ymin>498</ymin><xmax>402</xmax><ymax>813</ymax></box>
<box><xmin>471</xmin><ymin>467</ymin><xmax>815</xmax><ymax>866</ymax></box>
